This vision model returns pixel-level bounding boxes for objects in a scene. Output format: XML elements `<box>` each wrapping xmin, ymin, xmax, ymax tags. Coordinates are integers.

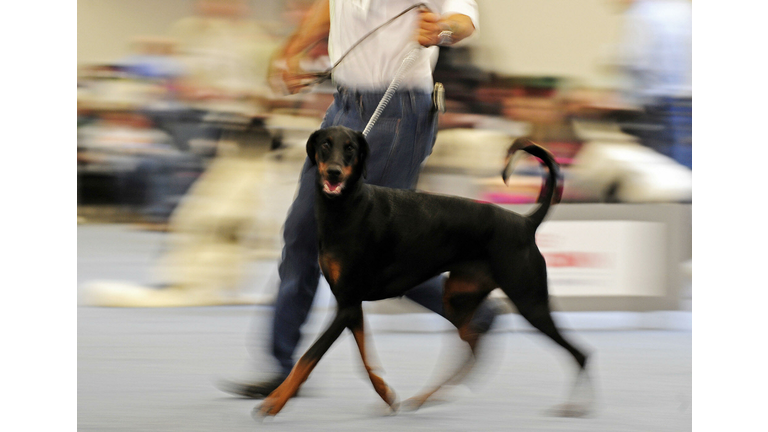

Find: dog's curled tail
<box><xmin>502</xmin><ymin>138</ymin><xmax>563</xmax><ymax>229</ymax></box>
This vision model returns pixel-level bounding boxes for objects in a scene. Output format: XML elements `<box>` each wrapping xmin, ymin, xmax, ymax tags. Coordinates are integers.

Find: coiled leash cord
<box><xmin>362</xmin><ymin>45</ymin><xmax>421</xmax><ymax>137</ymax></box>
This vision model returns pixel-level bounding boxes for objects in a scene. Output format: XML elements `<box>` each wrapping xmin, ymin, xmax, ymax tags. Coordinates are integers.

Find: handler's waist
<box><xmin>335</xmin><ymin>86</ymin><xmax>433</xmax><ymax>120</ymax></box>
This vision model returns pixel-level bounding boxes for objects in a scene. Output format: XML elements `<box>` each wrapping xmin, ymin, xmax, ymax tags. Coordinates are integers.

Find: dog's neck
<box><xmin>314</xmin><ymin>179</ymin><xmax>373</xmax><ymax>243</ymax></box>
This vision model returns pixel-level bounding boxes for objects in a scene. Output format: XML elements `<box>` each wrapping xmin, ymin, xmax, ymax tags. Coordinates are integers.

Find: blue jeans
<box><xmin>270</xmin><ymin>87</ymin><xmax>494</xmax><ymax>376</ymax></box>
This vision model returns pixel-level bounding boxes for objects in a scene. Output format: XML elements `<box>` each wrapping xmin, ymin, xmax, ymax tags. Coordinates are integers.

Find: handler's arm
<box><xmin>270</xmin><ymin>0</ymin><xmax>331</xmax><ymax>94</ymax></box>
<box><xmin>282</xmin><ymin>0</ymin><xmax>331</xmax><ymax>61</ymax></box>
<box><xmin>417</xmin><ymin>11</ymin><xmax>475</xmax><ymax>47</ymax></box>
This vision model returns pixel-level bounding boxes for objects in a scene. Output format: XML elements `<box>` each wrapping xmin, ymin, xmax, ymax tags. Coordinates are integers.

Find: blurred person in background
<box><xmin>118</xmin><ymin>36</ymin><xmax>221</xmax><ymax>158</ymax></box>
<box><xmin>120</xmin><ymin>37</ymin><xmax>186</xmax><ymax>89</ymax></box>
<box><xmin>168</xmin><ymin>0</ymin><xmax>277</xmax><ymax>113</ymax></box>
<box><xmin>83</xmin><ymin>0</ymin><xmax>283</xmax><ymax>305</ymax></box>
<box><xmin>219</xmin><ymin>0</ymin><xmax>500</xmax><ymax>399</ymax></box>
<box><xmin>131</xmin><ymin>0</ymin><xmax>280</xmax><ymax>228</ymax></box>
<box><xmin>114</xmin><ymin>37</ymin><xmax>210</xmax><ymax>227</ymax></box>
<box><xmin>146</xmin><ymin>0</ymin><xmax>281</xmax><ymax>293</ymax></box>
<box><xmin>612</xmin><ymin>0</ymin><xmax>692</xmax><ymax>168</ymax></box>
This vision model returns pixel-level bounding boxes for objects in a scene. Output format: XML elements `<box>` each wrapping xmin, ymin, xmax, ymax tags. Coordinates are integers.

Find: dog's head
<box><xmin>306</xmin><ymin>126</ymin><xmax>369</xmax><ymax>198</ymax></box>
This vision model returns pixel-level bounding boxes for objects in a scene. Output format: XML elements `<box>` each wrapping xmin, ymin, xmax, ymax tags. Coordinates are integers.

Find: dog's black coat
<box><xmin>257</xmin><ymin>126</ymin><xmax>589</xmax><ymax>417</ymax></box>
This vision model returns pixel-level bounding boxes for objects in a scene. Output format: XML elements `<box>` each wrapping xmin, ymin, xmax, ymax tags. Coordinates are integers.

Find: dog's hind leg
<box><xmin>497</xmin><ymin>253</ymin><xmax>594</xmax><ymax>417</ymax></box>
<box><xmin>518</xmin><ymin>300</ymin><xmax>587</xmax><ymax>366</ymax></box>
<box><xmin>348</xmin><ymin>306</ymin><xmax>399</xmax><ymax>411</ymax></box>
<box><xmin>513</xmin><ymin>297</ymin><xmax>594</xmax><ymax>417</ymax></box>
<box><xmin>402</xmin><ymin>272</ymin><xmax>493</xmax><ymax>411</ymax></box>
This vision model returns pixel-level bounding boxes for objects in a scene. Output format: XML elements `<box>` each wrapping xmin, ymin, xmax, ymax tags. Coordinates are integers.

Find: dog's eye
<box><xmin>320</xmin><ymin>142</ymin><xmax>331</xmax><ymax>151</ymax></box>
<box><xmin>344</xmin><ymin>144</ymin><xmax>354</xmax><ymax>154</ymax></box>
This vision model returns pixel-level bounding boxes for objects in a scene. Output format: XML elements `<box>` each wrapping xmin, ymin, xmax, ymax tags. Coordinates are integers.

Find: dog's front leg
<box><xmin>348</xmin><ymin>305</ymin><xmax>399</xmax><ymax>411</ymax></box>
<box><xmin>256</xmin><ymin>306</ymin><xmax>354</xmax><ymax>417</ymax></box>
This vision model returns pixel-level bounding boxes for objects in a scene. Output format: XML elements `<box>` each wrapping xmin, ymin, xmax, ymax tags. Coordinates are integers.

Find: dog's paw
<box><xmin>385</xmin><ymin>388</ymin><xmax>399</xmax><ymax>412</ymax></box>
<box><xmin>251</xmin><ymin>406</ymin><xmax>269</xmax><ymax>422</ymax></box>
<box><xmin>388</xmin><ymin>400</ymin><xmax>400</xmax><ymax>414</ymax></box>
<box><xmin>402</xmin><ymin>392</ymin><xmax>458</xmax><ymax>413</ymax></box>
<box><xmin>549</xmin><ymin>368</ymin><xmax>594</xmax><ymax>418</ymax></box>
<box><xmin>399</xmin><ymin>395</ymin><xmax>432</xmax><ymax>412</ymax></box>
<box><xmin>254</xmin><ymin>396</ymin><xmax>285</xmax><ymax>419</ymax></box>
<box><xmin>398</xmin><ymin>397</ymin><xmax>421</xmax><ymax>412</ymax></box>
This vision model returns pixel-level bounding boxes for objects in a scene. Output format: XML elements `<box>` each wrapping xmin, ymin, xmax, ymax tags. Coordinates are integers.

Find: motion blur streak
<box><xmin>78</xmin><ymin>1</ymin><xmax>691</xmax><ymax>430</ymax></box>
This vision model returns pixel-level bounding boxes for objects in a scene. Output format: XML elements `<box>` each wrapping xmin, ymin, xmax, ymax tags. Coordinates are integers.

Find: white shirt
<box><xmin>328</xmin><ymin>0</ymin><xmax>479</xmax><ymax>91</ymax></box>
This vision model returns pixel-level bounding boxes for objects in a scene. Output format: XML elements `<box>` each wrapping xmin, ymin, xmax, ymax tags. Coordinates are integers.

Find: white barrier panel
<box><xmin>537</xmin><ymin>221</ymin><xmax>666</xmax><ymax>297</ymax></box>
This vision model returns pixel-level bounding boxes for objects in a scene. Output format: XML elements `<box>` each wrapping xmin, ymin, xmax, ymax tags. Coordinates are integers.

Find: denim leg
<box><xmin>468</xmin><ymin>298</ymin><xmax>498</xmax><ymax>334</ymax></box>
<box><xmin>369</xmin><ymin>105</ymin><xmax>450</xmax><ymax>318</ymax></box>
<box><xmin>402</xmin><ymin>277</ymin><xmax>444</xmax><ymax>315</ymax></box>
<box><xmin>271</xmin><ymin>159</ymin><xmax>322</xmax><ymax>376</ymax></box>
<box><xmin>403</xmin><ymin>275</ymin><xmax>497</xmax><ymax>333</ymax></box>
<box><xmin>266</xmin><ymin>98</ymin><xmax>348</xmax><ymax>376</ymax></box>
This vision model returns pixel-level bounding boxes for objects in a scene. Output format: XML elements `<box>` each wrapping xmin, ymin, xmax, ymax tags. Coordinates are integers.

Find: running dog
<box><xmin>257</xmin><ymin>126</ymin><xmax>593</xmax><ymax>418</ymax></box>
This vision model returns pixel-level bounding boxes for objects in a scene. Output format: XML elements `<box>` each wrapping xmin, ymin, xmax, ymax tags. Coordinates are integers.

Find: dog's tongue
<box><xmin>324</xmin><ymin>180</ymin><xmax>342</xmax><ymax>193</ymax></box>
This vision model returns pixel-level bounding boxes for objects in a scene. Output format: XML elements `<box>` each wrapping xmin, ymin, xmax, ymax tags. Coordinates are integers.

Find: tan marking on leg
<box><xmin>352</xmin><ymin>326</ymin><xmax>397</xmax><ymax>408</ymax></box>
<box><xmin>259</xmin><ymin>357</ymin><xmax>319</xmax><ymax>416</ymax></box>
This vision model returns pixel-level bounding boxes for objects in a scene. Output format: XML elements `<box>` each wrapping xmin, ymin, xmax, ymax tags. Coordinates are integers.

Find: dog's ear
<box><xmin>306</xmin><ymin>130</ymin><xmax>322</xmax><ymax>165</ymax></box>
<box><xmin>353</xmin><ymin>130</ymin><xmax>369</xmax><ymax>178</ymax></box>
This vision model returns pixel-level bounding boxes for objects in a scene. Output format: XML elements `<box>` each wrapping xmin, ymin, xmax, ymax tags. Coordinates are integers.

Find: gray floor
<box><xmin>78</xmin><ymin>225</ymin><xmax>691</xmax><ymax>431</ymax></box>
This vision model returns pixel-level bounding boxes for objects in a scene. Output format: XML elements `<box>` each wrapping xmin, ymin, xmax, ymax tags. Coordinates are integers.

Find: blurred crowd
<box><xmin>78</xmin><ymin>0</ymin><xmax>692</xmax><ymax>309</ymax></box>
<box><xmin>77</xmin><ymin>0</ymin><xmax>692</xmax><ymax>227</ymax></box>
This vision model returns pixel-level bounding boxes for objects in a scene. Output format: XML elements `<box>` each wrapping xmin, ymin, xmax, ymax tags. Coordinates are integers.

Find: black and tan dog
<box><xmin>257</xmin><ymin>126</ymin><xmax>592</xmax><ymax>418</ymax></box>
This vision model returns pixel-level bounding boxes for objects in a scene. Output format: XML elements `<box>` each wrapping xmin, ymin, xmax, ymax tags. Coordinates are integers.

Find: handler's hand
<box><xmin>268</xmin><ymin>56</ymin><xmax>316</xmax><ymax>96</ymax></box>
<box><xmin>416</xmin><ymin>11</ymin><xmax>444</xmax><ymax>47</ymax></box>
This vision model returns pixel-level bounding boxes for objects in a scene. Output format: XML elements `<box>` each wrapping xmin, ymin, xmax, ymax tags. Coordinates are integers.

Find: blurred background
<box><xmin>77</xmin><ymin>0</ymin><xmax>691</xmax><ymax>305</ymax></box>
<box><xmin>77</xmin><ymin>1</ymin><xmax>692</xmax><ymax>430</ymax></box>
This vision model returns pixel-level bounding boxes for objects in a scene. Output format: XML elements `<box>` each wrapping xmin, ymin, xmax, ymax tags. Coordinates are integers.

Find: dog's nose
<box><xmin>326</xmin><ymin>166</ymin><xmax>343</xmax><ymax>179</ymax></box>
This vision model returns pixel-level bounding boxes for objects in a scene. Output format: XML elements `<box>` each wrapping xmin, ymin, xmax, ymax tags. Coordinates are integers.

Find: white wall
<box><xmin>78</xmin><ymin>0</ymin><xmax>193</xmax><ymax>65</ymax></box>
<box><xmin>77</xmin><ymin>0</ymin><xmax>286</xmax><ymax>65</ymax></box>
<box><xmin>470</xmin><ymin>0</ymin><xmax>622</xmax><ymax>86</ymax></box>
<box><xmin>78</xmin><ymin>0</ymin><xmax>623</xmax><ymax>85</ymax></box>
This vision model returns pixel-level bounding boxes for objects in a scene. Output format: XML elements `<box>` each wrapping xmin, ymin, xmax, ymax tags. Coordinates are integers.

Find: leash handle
<box><xmin>362</xmin><ymin>45</ymin><xmax>422</xmax><ymax>138</ymax></box>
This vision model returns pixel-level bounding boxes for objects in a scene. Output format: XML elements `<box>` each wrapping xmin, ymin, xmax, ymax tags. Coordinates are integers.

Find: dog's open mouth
<box><xmin>323</xmin><ymin>180</ymin><xmax>345</xmax><ymax>195</ymax></box>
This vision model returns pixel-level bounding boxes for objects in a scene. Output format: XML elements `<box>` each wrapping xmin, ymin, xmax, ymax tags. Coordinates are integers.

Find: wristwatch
<box><xmin>437</xmin><ymin>29</ymin><xmax>454</xmax><ymax>46</ymax></box>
